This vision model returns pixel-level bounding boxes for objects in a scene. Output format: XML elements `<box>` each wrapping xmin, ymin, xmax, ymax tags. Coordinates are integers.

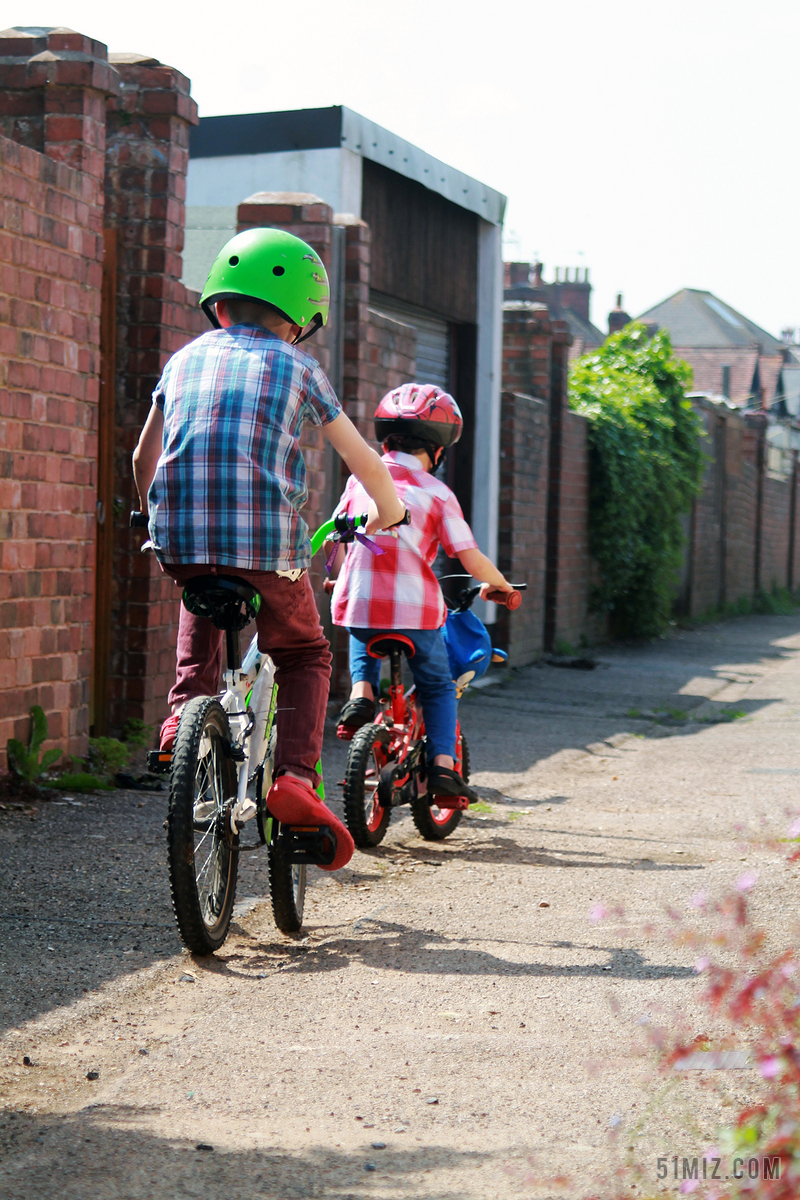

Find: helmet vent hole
<box><xmin>272</xmin><ymin>265</ymin><xmax>285</xmax><ymax>276</ymax></box>
<box><xmin>229</xmin><ymin>255</ymin><xmax>239</xmax><ymax>266</ymax></box>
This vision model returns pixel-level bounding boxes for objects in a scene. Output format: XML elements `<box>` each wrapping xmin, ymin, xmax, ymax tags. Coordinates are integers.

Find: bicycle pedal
<box><xmin>336</xmin><ymin>724</ymin><xmax>356</xmax><ymax>741</ymax></box>
<box><xmin>430</xmin><ymin>796</ymin><xmax>470</xmax><ymax>810</ymax></box>
<box><xmin>230</xmin><ymin>797</ymin><xmax>258</xmax><ymax>832</ymax></box>
<box><xmin>147</xmin><ymin>750</ymin><xmax>172</xmax><ymax>774</ymax></box>
<box><xmin>279</xmin><ymin>824</ymin><xmax>336</xmax><ymax>867</ymax></box>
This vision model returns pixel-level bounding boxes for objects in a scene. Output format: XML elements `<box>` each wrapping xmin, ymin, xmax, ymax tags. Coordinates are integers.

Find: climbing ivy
<box><xmin>569</xmin><ymin>323</ymin><xmax>704</xmax><ymax>637</ymax></box>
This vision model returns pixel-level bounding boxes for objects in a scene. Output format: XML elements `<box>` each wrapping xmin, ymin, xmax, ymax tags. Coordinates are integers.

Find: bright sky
<box><xmin>13</xmin><ymin>0</ymin><xmax>800</xmax><ymax>338</ymax></box>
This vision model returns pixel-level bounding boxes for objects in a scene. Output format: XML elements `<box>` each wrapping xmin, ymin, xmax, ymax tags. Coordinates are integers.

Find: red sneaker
<box><xmin>267</xmin><ymin>775</ymin><xmax>354</xmax><ymax>871</ymax></box>
<box><xmin>159</xmin><ymin>712</ymin><xmax>181</xmax><ymax>753</ymax></box>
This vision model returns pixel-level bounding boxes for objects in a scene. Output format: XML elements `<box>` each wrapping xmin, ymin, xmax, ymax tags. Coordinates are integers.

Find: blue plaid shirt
<box><xmin>147</xmin><ymin>325</ymin><xmax>341</xmax><ymax>571</ymax></box>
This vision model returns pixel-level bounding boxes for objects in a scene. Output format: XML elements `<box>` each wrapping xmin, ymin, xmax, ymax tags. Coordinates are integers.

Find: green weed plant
<box><xmin>6</xmin><ymin>705</ymin><xmax>62</xmax><ymax>781</ymax></box>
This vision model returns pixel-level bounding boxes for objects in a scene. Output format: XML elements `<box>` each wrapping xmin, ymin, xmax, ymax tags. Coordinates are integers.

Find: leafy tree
<box><xmin>569</xmin><ymin>323</ymin><xmax>704</xmax><ymax>637</ymax></box>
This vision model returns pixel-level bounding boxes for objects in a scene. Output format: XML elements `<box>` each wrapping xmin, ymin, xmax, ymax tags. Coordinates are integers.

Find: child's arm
<box><xmin>457</xmin><ymin>546</ymin><xmax>515</xmax><ymax>596</ymax></box>
<box><xmin>132</xmin><ymin>404</ymin><xmax>164</xmax><ymax>514</ymax></box>
<box><xmin>323</xmin><ymin>412</ymin><xmax>405</xmax><ymax>532</ymax></box>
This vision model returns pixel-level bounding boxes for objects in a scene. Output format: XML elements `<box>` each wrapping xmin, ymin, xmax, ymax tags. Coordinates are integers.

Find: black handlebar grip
<box><xmin>129</xmin><ymin>511</ymin><xmax>149</xmax><ymax>528</ymax></box>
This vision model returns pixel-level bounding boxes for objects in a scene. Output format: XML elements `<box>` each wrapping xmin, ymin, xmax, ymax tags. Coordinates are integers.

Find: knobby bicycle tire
<box><xmin>410</xmin><ymin>734</ymin><xmax>468</xmax><ymax>841</ymax></box>
<box><xmin>268</xmin><ymin>844</ymin><xmax>307</xmax><ymax>934</ymax></box>
<box><xmin>343</xmin><ymin>722</ymin><xmax>392</xmax><ymax>847</ymax></box>
<box><xmin>167</xmin><ymin>696</ymin><xmax>239</xmax><ymax>954</ymax></box>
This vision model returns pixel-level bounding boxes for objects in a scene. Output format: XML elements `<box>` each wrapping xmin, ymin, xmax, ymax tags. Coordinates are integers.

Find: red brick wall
<box><xmin>761</xmin><ymin>461</ymin><xmax>792</xmax><ymax>593</ymax></box>
<box><xmin>0</xmin><ymin>132</ymin><xmax>103</xmax><ymax>760</ymax></box>
<box><xmin>680</xmin><ymin>401</ymin><xmax>798</xmax><ymax>616</ymax></box>
<box><xmin>496</xmin><ymin>391</ymin><xmax>549</xmax><ymax>663</ymax></box>
<box><xmin>724</xmin><ymin>420</ymin><xmax>759</xmax><ymax>607</ymax></box>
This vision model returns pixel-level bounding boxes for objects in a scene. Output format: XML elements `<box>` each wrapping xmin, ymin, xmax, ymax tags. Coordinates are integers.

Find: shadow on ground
<box><xmin>223</xmin><ymin>918</ymin><xmax>695</xmax><ymax>983</ymax></box>
<box><xmin>0</xmin><ymin>1107</ymin><xmax>496</xmax><ymax>1200</ymax></box>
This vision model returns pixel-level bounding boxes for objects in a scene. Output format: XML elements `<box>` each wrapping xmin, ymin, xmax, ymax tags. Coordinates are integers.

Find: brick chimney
<box><xmin>504</xmin><ymin>261</ymin><xmax>532</xmax><ymax>288</ymax></box>
<box><xmin>552</xmin><ymin>266</ymin><xmax>591</xmax><ymax>322</ymax></box>
<box><xmin>608</xmin><ymin>292</ymin><xmax>632</xmax><ymax>336</ymax></box>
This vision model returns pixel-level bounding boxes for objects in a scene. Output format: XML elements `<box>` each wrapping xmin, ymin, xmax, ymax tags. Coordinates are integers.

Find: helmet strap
<box><xmin>292</xmin><ymin>313</ymin><xmax>323</xmax><ymax>345</ymax></box>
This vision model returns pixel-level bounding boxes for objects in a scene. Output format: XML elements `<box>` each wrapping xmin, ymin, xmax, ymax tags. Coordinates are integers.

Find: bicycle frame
<box><xmin>223</xmin><ymin>636</ymin><xmax>277</xmax><ymax>829</ymax></box>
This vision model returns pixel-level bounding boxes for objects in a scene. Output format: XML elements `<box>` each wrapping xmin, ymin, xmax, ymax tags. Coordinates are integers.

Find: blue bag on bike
<box><xmin>443</xmin><ymin>607</ymin><xmax>493</xmax><ymax>687</ymax></box>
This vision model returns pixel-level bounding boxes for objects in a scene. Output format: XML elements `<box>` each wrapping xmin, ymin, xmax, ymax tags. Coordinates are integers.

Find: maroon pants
<box><xmin>163</xmin><ymin>564</ymin><xmax>331</xmax><ymax>785</ymax></box>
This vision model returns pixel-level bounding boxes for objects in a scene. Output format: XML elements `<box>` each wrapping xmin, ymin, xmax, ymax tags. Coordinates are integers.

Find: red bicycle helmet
<box><xmin>374</xmin><ymin>383</ymin><xmax>463</xmax><ymax>448</ymax></box>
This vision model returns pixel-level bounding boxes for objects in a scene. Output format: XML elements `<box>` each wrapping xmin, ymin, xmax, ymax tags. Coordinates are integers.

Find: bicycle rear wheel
<box><xmin>167</xmin><ymin>696</ymin><xmax>239</xmax><ymax>954</ymax></box>
<box><xmin>410</xmin><ymin>733</ymin><xmax>468</xmax><ymax>841</ymax></box>
<box><xmin>268</xmin><ymin>844</ymin><xmax>307</xmax><ymax>934</ymax></box>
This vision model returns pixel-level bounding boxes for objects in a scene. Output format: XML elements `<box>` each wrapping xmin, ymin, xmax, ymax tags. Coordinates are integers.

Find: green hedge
<box><xmin>569</xmin><ymin>323</ymin><xmax>704</xmax><ymax>637</ymax></box>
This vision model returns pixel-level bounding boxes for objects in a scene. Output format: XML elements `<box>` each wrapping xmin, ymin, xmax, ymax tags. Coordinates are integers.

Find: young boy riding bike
<box><xmin>131</xmin><ymin>228</ymin><xmax>406</xmax><ymax>870</ymax></box>
<box><xmin>328</xmin><ymin>383</ymin><xmax>514</xmax><ymax>799</ymax></box>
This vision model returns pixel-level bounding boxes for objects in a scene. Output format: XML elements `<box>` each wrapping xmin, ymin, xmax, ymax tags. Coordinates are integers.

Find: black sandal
<box><xmin>426</xmin><ymin>764</ymin><xmax>478</xmax><ymax>804</ymax></box>
<box><xmin>336</xmin><ymin>697</ymin><xmax>376</xmax><ymax>731</ymax></box>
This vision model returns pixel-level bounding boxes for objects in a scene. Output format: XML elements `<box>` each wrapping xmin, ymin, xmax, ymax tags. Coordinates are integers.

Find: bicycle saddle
<box><xmin>366</xmin><ymin>633</ymin><xmax>416</xmax><ymax>659</ymax></box>
<box><xmin>181</xmin><ymin>575</ymin><xmax>261</xmax><ymax>631</ymax></box>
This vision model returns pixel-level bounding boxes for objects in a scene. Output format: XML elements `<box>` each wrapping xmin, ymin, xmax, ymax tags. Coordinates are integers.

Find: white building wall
<box><xmin>184</xmin><ymin>147</ymin><xmax>363</xmax><ymax>293</ymax></box>
<box><xmin>472</xmin><ymin>219</ymin><xmax>504</xmax><ymax>623</ymax></box>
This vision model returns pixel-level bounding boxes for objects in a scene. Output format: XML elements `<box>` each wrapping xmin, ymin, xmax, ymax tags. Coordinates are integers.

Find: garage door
<box><xmin>369</xmin><ymin>294</ymin><xmax>451</xmax><ymax>390</ymax></box>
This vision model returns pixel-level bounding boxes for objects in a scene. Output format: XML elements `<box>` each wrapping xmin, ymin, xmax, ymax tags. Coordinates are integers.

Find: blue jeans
<box><xmin>347</xmin><ymin>626</ymin><xmax>457</xmax><ymax>761</ymax></box>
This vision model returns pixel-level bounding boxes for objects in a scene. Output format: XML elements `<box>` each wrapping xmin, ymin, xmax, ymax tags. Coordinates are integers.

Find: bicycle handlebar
<box><xmin>310</xmin><ymin>510</ymin><xmax>410</xmax><ymax>557</ymax></box>
<box><xmin>451</xmin><ymin>582</ymin><xmax>527</xmax><ymax>613</ymax></box>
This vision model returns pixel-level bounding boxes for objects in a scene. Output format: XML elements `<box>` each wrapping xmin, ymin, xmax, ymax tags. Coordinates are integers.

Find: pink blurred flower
<box><xmin>760</xmin><ymin>1056</ymin><xmax>782</xmax><ymax>1078</ymax></box>
<box><xmin>789</xmin><ymin>817</ymin><xmax>800</xmax><ymax>837</ymax></box>
<box><xmin>680</xmin><ymin>1180</ymin><xmax>700</xmax><ymax>1194</ymax></box>
<box><xmin>694</xmin><ymin>956</ymin><xmax>710</xmax><ymax>973</ymax></box>
<box><xmin>589</xmin><ymin>904</ymin><xmax>607</xmax><ymax>923</ymax></box>
<box><xmin>690</xmin><ymin>891</ymin><xmax>708</xmax><ymax>909</ymax></box>
<box><xmin>736</xmin><ymin>871</ymin><xmax>758</xmax><ymax>892</ymax></box>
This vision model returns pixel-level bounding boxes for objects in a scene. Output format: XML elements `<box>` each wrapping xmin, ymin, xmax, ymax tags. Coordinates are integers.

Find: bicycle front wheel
<box><xmin>343</xmin><ymin>722</ymin><xmax>392</xmax><ymax>847</ymax></box>
<box><xmin>167</xmin><ymin>696</ymin><xmax>239</xmax><ymax>954</ymax></box>
<box><xmin>410</xmin><ymin>733</ymin><xmax>468</xmax><ymax>841</ymax></box>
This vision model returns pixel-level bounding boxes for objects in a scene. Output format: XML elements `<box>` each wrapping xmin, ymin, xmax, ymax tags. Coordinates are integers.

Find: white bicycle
<box><xmin>134</xmin><ymin>513</ymin><xmax>369</xmax><ymax>955</ymax></box>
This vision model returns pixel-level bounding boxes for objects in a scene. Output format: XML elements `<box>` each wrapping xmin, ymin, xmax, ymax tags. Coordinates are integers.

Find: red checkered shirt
<box><xmin>331</xmin><ymin>451</ymin><xmax>478</xmax><ymax>630</ymax></box>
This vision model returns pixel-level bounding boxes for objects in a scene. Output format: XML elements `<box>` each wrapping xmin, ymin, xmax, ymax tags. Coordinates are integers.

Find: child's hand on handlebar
<box><xmin>479</xmin><ymin>579</ymin><xmax>515</xmax><ymax>599</ymax></box>
<box><xmin>364</xmin><ymin>500</ymin><xmax>409</xmax><ymax>535</ymax></box>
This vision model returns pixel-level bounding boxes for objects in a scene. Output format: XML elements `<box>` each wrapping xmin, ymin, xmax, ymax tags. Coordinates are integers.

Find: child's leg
<box><xmin>347</xmin><ymin>629</ymin><xmax>382</xmax><ymax>701</ymax></box>
<box><xmin>164</xmin><ymin>566</ymin><xmax>224</xmax><ymax>711</ymax></box>
<box><xmin>403</xmin><ymin>628</ymin><xmax>458</xmax><ymax>768</ymax></box>
<box><xmin>251</xmin><ymin>572</ymin><xmax>331</xmax><ymax>786</ymax></box>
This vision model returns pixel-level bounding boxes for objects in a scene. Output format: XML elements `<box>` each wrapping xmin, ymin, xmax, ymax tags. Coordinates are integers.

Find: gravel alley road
<box><xmin>1</xmin><ymin>613</ymin><xmax>799</xmax><ymax>1199</ymax></box>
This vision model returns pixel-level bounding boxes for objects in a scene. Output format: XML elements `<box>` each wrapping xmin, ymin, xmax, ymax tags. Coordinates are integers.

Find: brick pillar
<box><xmin>502</xmin><ymin>301</ymin><xmax>553</xmax><ymax>401</ymax></box>
<box><xmin>0</xmin><ymin>27</ymin><xmax>119</xmax><ymax>192</ymax></box>
<box><xmin>103</xmin><ymin>53</ymin><xmax>201</xmax><ymax>732</ymax></box>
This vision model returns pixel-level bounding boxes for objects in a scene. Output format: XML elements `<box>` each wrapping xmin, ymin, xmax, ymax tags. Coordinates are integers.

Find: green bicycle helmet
<box><xmin>200</xmin><ymin>227</ymin><xmax>329</xmax><ymax>343</ymax></box>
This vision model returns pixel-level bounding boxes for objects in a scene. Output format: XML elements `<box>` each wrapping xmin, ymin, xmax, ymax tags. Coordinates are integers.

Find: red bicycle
<box><xmin>339</xmin><ymin>583</ymin><xmax>523</xmax><ymax>845</ymax></box>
